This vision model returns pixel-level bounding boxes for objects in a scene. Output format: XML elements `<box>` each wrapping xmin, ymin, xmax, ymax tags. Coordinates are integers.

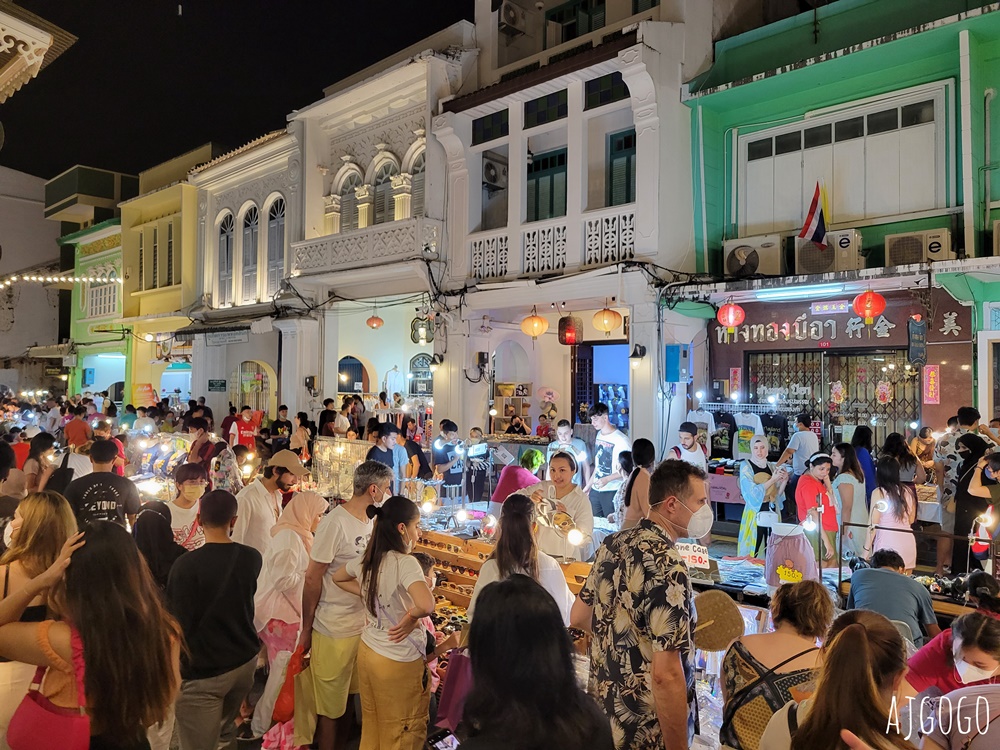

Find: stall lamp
<box><xmin>59</xmin><ymin>374</ymin><xmax>68</xmax><ymax>382</ymax></box>
<box><xmin>434</xmin><ymin>438</ymin><xmax>444</xmax><ymax>450</ymax></box>
<box><xmin>488</xmin><ymin>407</ymin><xmax>498</xmax><ymax>417</ymax></box>
<box><xmin>138</xmin><ymin>440</ymin><xmax>149</xmax><ymax>450</ymax></box>
<box><xmin>160</xmin><ymin>443</ymin><xmax>172</xmax><ymax>453</ymax></box>
<box><xmin>429</xmin><ymin>353</ymin><xmax>444</xmax><ymax>373</ymax></box>
<box><xmin>628</xmin><ymin>344</ymin><xmax>646</xmax><ymax>369</ymax></box>
<box><xmin>767</xmin><ymin>395</ymin><xmax>777</xmax><ymax>405</ymax></box>
<box><xmin>454</xmin><ymin>508</ymin><xmax>468</xmax><ymax>523</ymax></box>
<box><xmin>242</xmin><ymin>464</ymin><xmax>253</xmax><ymax>477</ymax></box>
<box><xmin>339</xmin><ymin>373</ymin><xmax>348</xmax><ymax>383</ymax></box>
<box><xmin>875</xmin><ymin>499</ymin><xmax>890</xmax><ymax>513</ymax></box>
<box><xmin>909</xmin><ymin>421</ymin><xmax>919</xmax><ymax>430</ymax></box>
<box><xmin>802</xmin><ymin>517</ymin><xmax>817</xmax><ymax>532</ymax></box>
<box><xmin>421</xmin><ymin>500</ymin><xmax>436</xmax><ymax>514</ymax></box>
<box><xmin>247</xmin><ymin>452</ymin><xmax>255</xmax><ymax>461</ymax></box>
<box><xmin>730</xmin><ymin>391</ymin><xmax>740</xmax><ymax>402</ymax></box>
<box><xmin>567</xmin><ymin>528</ymin><xmax>585</xmax><ymax>547</ymax></box>
<box><xmin>695</xmin><ymin>390</ymin><xmax>704</xmax><ymax>399</ymax></box>
<box><xmin>484</xmin><ymin>514</ymin><xmax>498</xmax><ymax>529</ymax></box>
<box><xmin>144</xmin><ymin>333</ymin><xmax>154</xmax><ymax>342</ymax></box>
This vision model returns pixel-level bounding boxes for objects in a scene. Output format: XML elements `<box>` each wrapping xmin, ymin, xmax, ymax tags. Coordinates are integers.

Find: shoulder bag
<box><xmin>7</xmin><ymin>626</ymin><xmax>90</xmax><ymax>750</ymax></box>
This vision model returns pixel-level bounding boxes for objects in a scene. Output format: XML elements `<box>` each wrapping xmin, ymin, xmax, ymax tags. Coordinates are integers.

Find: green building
<box><xmin>58</xmin><ymin>220</ymin><xmax>130</xmax><ymax>401</ymax></box>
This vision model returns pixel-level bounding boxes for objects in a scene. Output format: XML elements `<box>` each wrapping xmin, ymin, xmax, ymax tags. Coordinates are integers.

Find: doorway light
<box><xmin>754</xmin><ymin>284</ymin><xmax>844</xmax><ymax>301</ymax></box>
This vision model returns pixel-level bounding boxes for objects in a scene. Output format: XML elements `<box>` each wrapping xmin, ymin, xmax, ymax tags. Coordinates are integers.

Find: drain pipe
<box><xmin>986</xmin><ymin>88</ymin><xmax>996</xmax><ymax>256</ymax></box>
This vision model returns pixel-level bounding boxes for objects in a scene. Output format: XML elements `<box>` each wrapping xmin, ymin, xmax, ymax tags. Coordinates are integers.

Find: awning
<box><xmin>173</xmin><ymin>321</ymin><xmax>253</xmax><ymax>342</ymax></box>
<box><xmin>25</xmin><ymin>343</ymin><xmax>74</xmax><ymax>359</ymax></box>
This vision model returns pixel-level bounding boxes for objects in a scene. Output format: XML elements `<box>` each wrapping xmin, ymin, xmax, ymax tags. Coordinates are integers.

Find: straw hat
<box><xmin>692</xmin><ymin>589</ymin><xmax>744</xmax><ymax>652</ymax></box>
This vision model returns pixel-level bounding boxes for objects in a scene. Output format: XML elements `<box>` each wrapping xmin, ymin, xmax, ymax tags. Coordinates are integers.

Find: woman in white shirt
<box><xmin>529</xmin><ymin>451</ymin><xmax>594</xmax><ymax>562</ymax></box>
<box><xmin>469</xmin><ymin>494</ymin><xmax>575</xmax><ymax>625</ymax></box>
<box><xmin>334</xmin><ymin>496</ymin><xmax>435</xmax><ymax>750</ymax></box>
<box><xmin>252</xmin><ymin>490</ymin><xmax>328</xmax><ymax>738</ymax></box>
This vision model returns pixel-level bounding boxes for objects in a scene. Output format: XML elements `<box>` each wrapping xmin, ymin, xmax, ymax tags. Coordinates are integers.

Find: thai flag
<box><xmin>799</xmin><ymin>181</ymin><xmax>828</xmax><ymax>247</ymax></box>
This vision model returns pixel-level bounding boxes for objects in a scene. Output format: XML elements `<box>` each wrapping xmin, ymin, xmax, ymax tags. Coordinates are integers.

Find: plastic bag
<box><xmin>272</xmin><ymin>646</ymin><xmax>305</xmax><ymax>724</ymax></box>
<box><xmin>252</xmin><ymin>650</ymin><xmax>291</xmax><ymax>738</ymax></box>
<box><xmin>435</xmin><ymin>649</ymin><xmax>472</xmax><ymax>732</ymax></box>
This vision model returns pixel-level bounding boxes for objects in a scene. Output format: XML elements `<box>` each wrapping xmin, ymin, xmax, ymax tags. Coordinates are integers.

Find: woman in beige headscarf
<box><xmin>251</xmin><ymin>490</ymin><xmax>329</xmax><ymax>738</ymax></box>
<box><xmin>738</xmin><ymin>435</ymin><xmax>788</xmax><ymax>557</ymax></box>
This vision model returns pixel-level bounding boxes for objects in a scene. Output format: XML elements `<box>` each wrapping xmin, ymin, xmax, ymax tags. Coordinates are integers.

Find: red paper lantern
<box><xmin>717</xmin><ymin>300</ymin><xmax>746</xmax><ymax>334</ymax></box>
<box><xmin>852</xmin><ymin>290</ymin><xmax>886</xmax><ymax>325</ymax></box>
<box><xmin>557</xmin><ymin>315</ymin><xmax>583</xmax><ymax>345</ymax></box>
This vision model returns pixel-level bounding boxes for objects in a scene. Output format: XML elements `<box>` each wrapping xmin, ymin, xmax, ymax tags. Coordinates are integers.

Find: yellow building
<box><xmin>119</xmin><ymin>144</ymin><xmax>223</xmax><ymax>410</ymax></box>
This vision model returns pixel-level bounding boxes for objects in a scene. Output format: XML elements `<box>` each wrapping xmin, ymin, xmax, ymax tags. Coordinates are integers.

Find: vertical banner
<box><xmin>729</xmin><ymin>368</ymin><xmax>742</xmax><ymax>399</ymax></box>
<box><xmin>131</xmin><ymin>383</ymin><xmax>157</xmax><ymax>407</ymax></box>
<box><xmin>908</xmin><ymin>318</ymin><xmax>928</xmax><ymax>366</ymax></box>
<box><xmin>923</xmin><ymin>365</ymin><xmax>940</xmax><ymax>404</ymax></box>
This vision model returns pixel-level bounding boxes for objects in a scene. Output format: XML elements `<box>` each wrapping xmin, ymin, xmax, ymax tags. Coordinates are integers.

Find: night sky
<box><xmin>1</xmin><ymin>0</ymin><xmax>475</xmax><ymax>179</ymax></box>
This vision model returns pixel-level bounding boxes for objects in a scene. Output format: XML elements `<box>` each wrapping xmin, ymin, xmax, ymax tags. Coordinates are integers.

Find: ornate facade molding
<box><xmin>78</xmin><ymin>233</ymin><xmax>122</xmax><ymax>257</ymax></box>
<box><xmin>0</xmin><ymin>17</ymin><xmax>51</xmax><ymax>104</ymax></box>
<box><xmin>329</xmin><ymin>106</ymin><xmax>425</xmax><ymax>167</ymax></box>
<box><xmin>216</xmin><ymin>168</ymin><xmax>292</xmax><ymax>217</ymax></box>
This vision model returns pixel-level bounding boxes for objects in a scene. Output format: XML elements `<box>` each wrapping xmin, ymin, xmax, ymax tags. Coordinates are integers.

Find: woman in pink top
<box><xmin>488</xmin><ymin>449</ymin><xmax>543</xmax><ymax>518</ymax></box>
<box><xmin>865</xmin><ymin>456</ymin><xmax>917</xmax><ymax>572</ymax></box>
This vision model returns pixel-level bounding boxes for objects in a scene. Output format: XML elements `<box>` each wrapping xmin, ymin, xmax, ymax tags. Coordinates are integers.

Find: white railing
<box><xmin>584</xmin><ymin>205</ymin><xmax>636</xmax><ymax>267</ymax></box>
<box><xmin>290</xmin><ymin>217</ymin><xmax>442</xmax><ymax>276</ymax></box>
<box><xmin>468</xmin><ymin>205</ymin><xmax>636</xmax><ymax>281</ymax></box>
<box><xmin>523</xmin><ymin>218</ymin><xmax>569</xmax><ymax>275</ymax></box>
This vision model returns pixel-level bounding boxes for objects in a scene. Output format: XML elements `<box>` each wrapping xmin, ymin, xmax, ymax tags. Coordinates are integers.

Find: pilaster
<box><xmin>273</xmin><ymin>317</ymin><xmax>322</xmax><ymax>415</ymax></box>
<box><xmin>391</xmin><ymin>173</ymin><xmax>413</xmax><ymax>221</ymax></box>
<box><xmin>356</xmin><ymin>185</ymin><xmax>374</xmax><ymax>229</ymax></box>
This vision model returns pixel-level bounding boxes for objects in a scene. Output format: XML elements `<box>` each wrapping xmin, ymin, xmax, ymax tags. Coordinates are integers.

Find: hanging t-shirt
<box><xmin>686</xmin><ymin>409</ymin><xmax>717</xmax><ymax>450</ymax></box>
<box><xmin>711</xmin><ymin>412</ymin><xmax>736</xmax><ymax>459</ymax></box>
<box><xmin>733</xmin><ymin>412</ymin><xmax>765</xmax><ymax>461</ymax></box>
<box><xmin>760</xmin><ymin>413</ymin><xmax>790</xmax><ymax>461</ymax></box>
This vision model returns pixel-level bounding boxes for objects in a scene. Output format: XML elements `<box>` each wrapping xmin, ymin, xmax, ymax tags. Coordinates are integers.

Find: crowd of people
<box><xmin>0</xmin><ymin>388</ymin><xmax>999</xmax><ymax>749</ymax></box>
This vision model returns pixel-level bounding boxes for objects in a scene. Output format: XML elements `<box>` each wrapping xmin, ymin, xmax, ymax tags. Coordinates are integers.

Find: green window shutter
<box><xmin>526</xmin><ymin>178</ymin><xmax>537</xmax><ymax>223</ymax></box>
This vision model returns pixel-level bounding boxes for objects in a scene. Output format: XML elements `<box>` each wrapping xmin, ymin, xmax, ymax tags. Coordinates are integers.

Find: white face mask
<box><xmin>955</xmin><ymin>657</ymin><xmax>998</xmax><ymax>684</ymax></box>
<box><xmin>649</xmin><ymin>498</ymin><xmax>714</xmax><ymax>540</ymax></box>
<box><xmin>401</xmin><ymin>532</ymin><xmax>414</xmax><ymax>554</ymax></box>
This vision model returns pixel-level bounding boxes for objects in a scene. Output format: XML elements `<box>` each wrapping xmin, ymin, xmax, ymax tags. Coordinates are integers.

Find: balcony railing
<box><xmin>290</xmin><ymin>217</ymin><xmax>442</xmax><ymax>276</ymax></box>
<box><xmin>470</xmin><ymin>204</ymin><xmax>635</xmax><ymax>280</ymax></box>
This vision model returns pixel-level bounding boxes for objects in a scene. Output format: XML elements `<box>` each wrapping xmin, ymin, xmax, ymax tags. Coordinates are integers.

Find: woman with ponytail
<box><xmin>760</xmin><ymin>610</ymin><xmax>914</xmax><ymax>750</ymax></box>
<box><xmin>468</xmin><ymin>493</ymin><xmax>574</xmax><ymax>625</ymax></box>
<box><xmin>333</xmin><ymin>496</ymin><xmax>434</xmax><ymax>750</ymax></box>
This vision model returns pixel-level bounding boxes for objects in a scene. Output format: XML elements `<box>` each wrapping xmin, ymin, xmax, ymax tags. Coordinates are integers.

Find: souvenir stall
<box><xmin>127</xmin><ymin>431</ymin><xmax>193</xmax><ymax>503</ymax></box>
<box><xmin>310</xmin><ymin>436</ymin><xmax>376</xmax><ymax>500</ymax></box>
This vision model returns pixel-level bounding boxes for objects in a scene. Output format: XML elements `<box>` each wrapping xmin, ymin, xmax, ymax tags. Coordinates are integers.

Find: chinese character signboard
<box><xmin>729</xmin><ymin>368</ymin><xmax>742</xmax><ymax>398</ymax></box>
<box><xmin>908</xmin><ymin>318</ymin><xmax>928</xmax><ymax>366</ymax></box>
<box><xmin>923</xmin><ymin>365</ymin><xmax>940</xmax><ymax>404</ymax></box>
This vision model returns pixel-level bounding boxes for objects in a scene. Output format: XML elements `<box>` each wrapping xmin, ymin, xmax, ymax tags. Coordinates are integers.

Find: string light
<box><xmin>0</xmin><ymin>273</ymin><xmax>123</xmax><ymax>287</ymax></box>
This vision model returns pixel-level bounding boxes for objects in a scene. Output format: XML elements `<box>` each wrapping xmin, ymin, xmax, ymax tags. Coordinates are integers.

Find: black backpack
<box><xmin>45</xmin><ymin>452</ymin><xmax>75</xmax><ymax>495</ymax></box>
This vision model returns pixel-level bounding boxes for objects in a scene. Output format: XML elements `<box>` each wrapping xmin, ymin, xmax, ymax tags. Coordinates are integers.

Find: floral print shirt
<box><xmin>936</xmin><ymin>428</ymin><xmax>971</xmax><ymax>510</ymax></box>
<box><xmin>579</xmin><ymin>519</ymin><xmax>697</xmax><ymax>749</ymax></box>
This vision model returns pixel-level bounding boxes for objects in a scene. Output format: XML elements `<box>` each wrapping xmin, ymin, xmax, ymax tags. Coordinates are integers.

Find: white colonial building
<box><xmin>430</xmin><ymin>0</ymin><xmax>719</xmax><ymax>442</ymax></box>
<box><xmin>187</xmin><ymin>132</ymin><xmax>301</xmax><ymax>418</ymax></box>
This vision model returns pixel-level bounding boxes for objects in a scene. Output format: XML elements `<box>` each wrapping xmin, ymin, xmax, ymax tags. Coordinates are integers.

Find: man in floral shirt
<box><xmin>572</xmin><ymin>459</ymin><xmax>708</xmax><ymax>750</ymax></box>
<box><xmin>935</xmin><ymin>406</ymin><xmax>980</xmax><ymax>574</ymax></box>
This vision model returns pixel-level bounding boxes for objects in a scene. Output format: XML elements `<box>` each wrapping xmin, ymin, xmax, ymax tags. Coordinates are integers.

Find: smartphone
<box><xmin>427</xmin><ymin>728</ymin><xmax>461</xmax><ymax>749</ymax></box>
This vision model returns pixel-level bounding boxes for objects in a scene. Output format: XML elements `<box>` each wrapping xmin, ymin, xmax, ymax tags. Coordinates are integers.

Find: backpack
<box><xmin>45</xmin><ymin>452</ymin><xmax>75</xmax><ymax>495</ymax></box>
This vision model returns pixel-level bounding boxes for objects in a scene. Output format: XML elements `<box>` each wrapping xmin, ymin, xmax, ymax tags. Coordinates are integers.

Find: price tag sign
<box><xmin>676</xmin><ymin>542</ymin><xmax>711</xmax><ymax>569</ymax></box>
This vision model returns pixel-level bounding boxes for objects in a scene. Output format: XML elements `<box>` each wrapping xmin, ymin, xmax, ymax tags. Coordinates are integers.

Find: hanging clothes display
<box><xmin>732</xmin><ymin>411</ymin><xmax>764</xmax><ymax>461</ymax></box>
<box><xmin>711</xmin><ymin>412</ymin><xmax>737</xmax><ymax>459</ymax></box>
<box><xmin>686</xmin><ymin>408</ymin><xmax>717</xmax><ymax>450</ymax></box>
<box><xmin>759</xmin><ymin>412</ymin><xmax>790</xmax><ymax>462</ymax></box>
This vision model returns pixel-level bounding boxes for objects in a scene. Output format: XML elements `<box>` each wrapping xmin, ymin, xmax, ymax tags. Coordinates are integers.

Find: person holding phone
<box><xmin>738</xmin><ymin>435</ymin><xmax>788</xmax><ymax>558</ymax></box>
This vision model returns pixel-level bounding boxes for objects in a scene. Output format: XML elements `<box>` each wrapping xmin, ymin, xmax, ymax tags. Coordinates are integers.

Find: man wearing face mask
<box><xmin>187</xmin><ymin>417</ymin><xmax>215</xmax><ymax>467</ymax></box>
<box><xmin>299</xmin><ymin>461</ymin><xmax>393</xmax><ymax>750</ymax></box>
<box><xmin>571</xmin><ymin>459</ymin><xmax>708</xmax><ymax>750</ymax></box>
<box><xmin>232</xmin><ymin>450</ymin><xmax>308</xmax><ymax>559</ymax></box>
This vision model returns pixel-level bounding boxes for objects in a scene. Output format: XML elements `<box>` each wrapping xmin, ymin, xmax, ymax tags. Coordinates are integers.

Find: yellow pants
<box><xmin>357</xmin><ymin>640</ymin><xmax>430</xmax><ymax>750</ymax></box>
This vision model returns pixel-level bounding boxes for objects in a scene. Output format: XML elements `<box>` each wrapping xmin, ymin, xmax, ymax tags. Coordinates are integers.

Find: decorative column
<box><xmin>273</xmin><ymin>317</ymin><xmax>322</xmax><ymax>415</ymax></box>
<box><xmin>619</xmin><ymin>43</ymin><xmax>661</xmax><ymax>262</ymax></box>
<box><xmin>192</xmin><ymin>334</ymin><xmax>229</xmax><ymax>422</ymax></box>
<box><xmin>391</xmin><ymin>173</ymin><xmax>413</xmax><ymax>221</ymax></box>
<box><xmin>355</xmin><ymin>185</ymin><xmax>374</xmax><ymax>229</ymax></box>
<box><xmin>432</xmin><ymin>112</ymin><xmax>473</xmax><ymax>284</ymax></box>
<box><xmin>323</xmin><ymin>194</ymin><xmax>341</xmax><ymax>235</ymax></box>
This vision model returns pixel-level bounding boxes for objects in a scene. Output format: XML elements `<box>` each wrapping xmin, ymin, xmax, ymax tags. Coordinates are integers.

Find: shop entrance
<box><xmin>160</xmin><ymin>363</ymin><xmax>192</xmax><ymax>410</ymax></box>
<box><xmin>571</xmin><ymin>344</ymin><xmax>630</xmax><ymax>433</ymax></box>
<box><xmin>747</xmin><ymin>348</ymin><xmax>922</xmax><ymax>447</ymax></box>
<box><xmin>230</xmin><ymin>360</ymin><xmax>272</xmax><ymax>414</ymax></box>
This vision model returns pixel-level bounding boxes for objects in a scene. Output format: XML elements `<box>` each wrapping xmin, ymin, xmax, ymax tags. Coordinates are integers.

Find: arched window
<box><xmin>266</xmin><ymin>198</ymin><xmax>285</xmax><ymax>298</ymax></box>
<box><xmin>337</xmin><ymin>356</ymin><xmax>369</xmax><ymax>394</ymax></box>
<box><xmin>411</xmin><ymin>152</ymin><xmax>426</xmax><ymax>218</ymax></box>
<box><xmin>218</xmin><ymin>214</ymin><xmax>234</xmax><ymax>306</ymax></box>
<box><xmin>374</xmin><ymin>161</ymin><xmax>399</xmax><ymax>225</ymax></box>
<box><xmin>409</xmin><ymin>353</ymin><xmax>433</xmax><ymax>396</ymax></box>
<box><xmin>242</xmin><ymin>206</ymin><xmax>259</xmax><ymax>304</ymax></box>
<box><xmin>340</xmin><ymin>172</ymin><xmax>363</xmax><ymax>232</ymax></box>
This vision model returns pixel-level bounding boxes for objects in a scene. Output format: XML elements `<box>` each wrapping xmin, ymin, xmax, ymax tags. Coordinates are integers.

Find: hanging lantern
<box><xmin>520</xmin><ymin>306</ymin><xmax>549</xmax><ymax>341</ymax></box>
<box><xmin>852</xmin><ymin>289</ymin><xmax>886</xmax><ymax>325</ymax></box>
<box><xmin>592</xmin><ymin>304</ymin><xmax>623</xmax><ymax>337</ymax></box>
<box><xmin>716</xmin><ymin>298</ymin><xmax>746</xmax><ymax>334</ymax></box>
<box><xmin>557</xmin><ymin>315</ymin><xmax>583</xmax><ymax>345</ymax></box>
<box><xmin>366</xmin><ymin>304</ymin><xmax>384</xmax><ymax>329</ymax></box>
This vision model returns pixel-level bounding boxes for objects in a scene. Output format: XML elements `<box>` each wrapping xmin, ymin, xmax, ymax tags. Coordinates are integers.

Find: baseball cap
<box><xmin>268</xmin><ymin>449</ymin><xmax>309</xmax><ymax>477</ymax></box>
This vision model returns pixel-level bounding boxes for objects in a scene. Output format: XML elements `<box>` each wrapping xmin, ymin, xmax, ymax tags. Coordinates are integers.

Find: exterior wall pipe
<box><xmin>986</xmin><ymin>88</ymin><xmax>996</xmax><ymax>256</ymax></box>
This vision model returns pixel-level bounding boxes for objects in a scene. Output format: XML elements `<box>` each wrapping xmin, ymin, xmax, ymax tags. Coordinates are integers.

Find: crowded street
<box><xmin>2</xmin><ymin>1</ymin><xmax>1000</xmax><ymax>749</ymax></box>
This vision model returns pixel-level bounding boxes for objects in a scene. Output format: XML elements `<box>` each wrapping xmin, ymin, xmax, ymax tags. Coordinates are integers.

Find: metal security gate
<box><xmin>230</xmin><ymin>361</ymin><xmax>271</xmax><ymax>413</ymax></box>
<box><xmin>747</xmin><ymin>349</ymin><xmax>922</xmax><ymax>448</ymax></box>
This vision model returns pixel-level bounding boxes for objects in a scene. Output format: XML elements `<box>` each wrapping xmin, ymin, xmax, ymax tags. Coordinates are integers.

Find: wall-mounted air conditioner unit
<box><xmin>482</xmin><ymin>156</ymin><xmax>508</xmax><ymax>191</ymax></box>
<box><xmin>884</xmin><ymin>229</ymin><xmax>954</xmax><ymax>266</ymax></box>
<box><xmin>795</xmin><ymin>229</ymin><xmax>864</xmax><ymax>274</ymax></box>
<box><xmin>498</xmin><ymin>1</ymin><xmax>528</xmax><ymax>36</ymax></box>
<box><xmin>723</xmin><ymin>235</ymin><xmax>783</xmax><ymax>279</ymax></box>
